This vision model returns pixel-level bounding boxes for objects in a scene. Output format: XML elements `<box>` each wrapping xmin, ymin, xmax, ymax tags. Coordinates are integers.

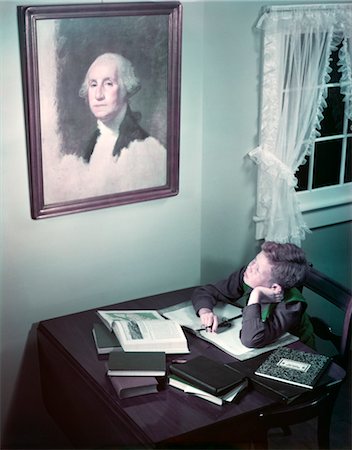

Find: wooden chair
<box><xmin>252</xmin><ymin>266</ymin><xmax>352</xmax><ymax>450</ymax></box>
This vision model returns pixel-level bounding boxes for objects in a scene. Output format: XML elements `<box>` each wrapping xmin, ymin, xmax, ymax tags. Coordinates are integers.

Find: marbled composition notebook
<box><xmin>254</xmin><ymin>347</ymin><xmax>331</xmax><ymax>389</ymax></box>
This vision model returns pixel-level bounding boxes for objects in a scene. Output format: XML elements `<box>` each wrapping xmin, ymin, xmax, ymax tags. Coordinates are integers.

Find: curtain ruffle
<box><xmin>338</xmin><ymin>36</ymin><xmax>352</xmax><ymax>121</ymax></box>
<box><xmin>257</xmin><ymin>4</ymin><xmax>352</xmax><ymax>35</ymax></box>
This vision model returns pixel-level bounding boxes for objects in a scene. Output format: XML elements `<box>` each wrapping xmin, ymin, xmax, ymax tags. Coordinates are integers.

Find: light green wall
<box><xmin>201</xmin><ymin>1</ymin><xmax>262</xmax><ymax>282</ymax></box>
<box><xmin>302</xmin><ymin>221</ymin><xmax>352</xmax><ymax>286</ymax></box>
<box><xmin>1</xmin><ymin>0</ymin><xmax>204</xmax><ymax>438</ymax></box>
<box><xmin>1</xmin><ymin>0</ymin><xmax>351</xmax><ymax>445</ymax></box>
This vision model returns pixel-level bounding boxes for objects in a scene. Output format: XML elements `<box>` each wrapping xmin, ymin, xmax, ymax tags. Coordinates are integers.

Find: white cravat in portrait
<box><xmin>88</xmin><ymin>120</ymin><xmax>120</xmax><ymax>172</ymax></box>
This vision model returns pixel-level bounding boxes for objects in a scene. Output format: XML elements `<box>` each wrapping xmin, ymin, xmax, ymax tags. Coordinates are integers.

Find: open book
<box><xmin>97</xmin><ymin>310</ymin><xmax>190</xmax><ymax>354</ymax></box>
<box><xmin>160</xmin><ymin>301</ymin><xmax>299</xmax><ymax>361</ymax></box>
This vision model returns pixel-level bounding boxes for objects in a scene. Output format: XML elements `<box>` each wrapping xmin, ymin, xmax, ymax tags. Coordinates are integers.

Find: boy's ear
<box><xmin>271</xmin><ymin>283</ymin><xmax>283</xmax><ymax>293</ymax></box>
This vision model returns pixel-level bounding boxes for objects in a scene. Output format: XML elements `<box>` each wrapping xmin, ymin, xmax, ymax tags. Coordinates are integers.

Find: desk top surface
<box><xmin>38</xmin><ymin>287</ymin><xmax>346</xmax><ymax>446</ymax></box>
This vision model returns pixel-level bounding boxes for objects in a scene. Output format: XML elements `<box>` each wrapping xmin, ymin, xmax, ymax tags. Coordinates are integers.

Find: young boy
<box><xmin>191</xmin><ymin>241</ymin><xmax>315</xmax><ymax>348</ymax></box>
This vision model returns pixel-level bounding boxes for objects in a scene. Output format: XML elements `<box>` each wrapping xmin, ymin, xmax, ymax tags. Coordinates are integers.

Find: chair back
<box><xmin>303</xmin><ymin>266</ymin><xmax>352</xmax><ymax>370</ymax></box>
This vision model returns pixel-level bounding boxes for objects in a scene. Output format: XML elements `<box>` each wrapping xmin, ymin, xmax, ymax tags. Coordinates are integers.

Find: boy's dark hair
<box><xmin>261</xmin><ymin>241</ymin><xmax>308</xmax><ymax>289</ymax></box>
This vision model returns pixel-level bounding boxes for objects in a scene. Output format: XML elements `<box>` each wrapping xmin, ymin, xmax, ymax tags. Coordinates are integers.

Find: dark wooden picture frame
<box><xmin>18</xmin><ymin>2</ymin><xmax>182</xmax><ymax>219</ymax></box>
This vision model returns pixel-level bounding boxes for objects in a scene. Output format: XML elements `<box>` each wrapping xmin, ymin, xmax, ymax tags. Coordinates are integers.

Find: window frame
<box><xmin>295</xmin><ymin>56</ymin><xmax>352</xmax><ymax>229</ymax></box>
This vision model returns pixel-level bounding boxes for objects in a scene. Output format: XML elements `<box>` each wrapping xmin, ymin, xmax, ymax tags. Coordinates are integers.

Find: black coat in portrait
<box><xmin>82</xmin><ymin>107</ymin><xmax>150</xmax><ymax>163</ymax></box>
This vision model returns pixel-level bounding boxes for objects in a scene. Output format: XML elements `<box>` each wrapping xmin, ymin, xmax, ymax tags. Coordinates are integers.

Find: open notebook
<box><xmin>160</xmin><ymin>300</ymin><xmax>298</xmax><ymax>361</ymax></box>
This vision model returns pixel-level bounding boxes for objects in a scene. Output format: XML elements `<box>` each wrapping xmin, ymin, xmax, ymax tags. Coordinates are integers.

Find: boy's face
<box><xmin>243</xmin><ymin>251</ymin><xmax>273</xmax><ymax>289</ymax></box>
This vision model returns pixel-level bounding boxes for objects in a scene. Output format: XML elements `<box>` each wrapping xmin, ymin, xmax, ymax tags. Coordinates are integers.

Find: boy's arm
<box><xmin>240</xmin><ymin>301</ymin><xmax>305</xmax><ymax>348</ymax></box>
<box><xmin>191</xmin><ymin>267</ymin><xmax>246</xmax><ymax>315</ymax></box>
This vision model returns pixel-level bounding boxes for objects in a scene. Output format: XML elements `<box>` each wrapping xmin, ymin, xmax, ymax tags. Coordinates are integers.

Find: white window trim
<box><xmin>297</xmin><ymin>184</ymin><xmax>352</xmax><ymax>229</ymax></box>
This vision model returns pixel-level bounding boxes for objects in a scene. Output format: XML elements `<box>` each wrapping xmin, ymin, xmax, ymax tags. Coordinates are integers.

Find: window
<box><xmin>250</xmin><ymin>5</ymin><xmax>352</xmax><ymax>244</ymax></box>
<box><xmin>295</xmin><ymin>42</ymin><xmax>352</xmax><ymax>229</ymax></box>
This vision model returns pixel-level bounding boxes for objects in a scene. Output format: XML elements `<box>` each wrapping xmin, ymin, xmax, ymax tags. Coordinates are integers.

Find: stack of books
<box><xmin>107</xmin><ymin>351</ymin><xmax>166</xmax><ymax>399</ymax></box>
<box><xmin>93</xmin><ymin>307</ymin><xmax>192</xmax><ymax>399</ymax></box>
<box><xmin>168</xmin><ymin>355</ymin><xmax>249</xmax><ymax>406</ymax></box>
<box><xmin>227</xmin><ymin>347</ymin><xmax>332</xmax><ymax>404</ymax></box>
<box><xmin>253</xmin><ymin>347</ymin><xmax>331</xmax><ymax>389</ymax></box>
<box><xmin>92</xmin><ymin>322</ymin><xmax>166</xmax><ymax>399</ymax></box>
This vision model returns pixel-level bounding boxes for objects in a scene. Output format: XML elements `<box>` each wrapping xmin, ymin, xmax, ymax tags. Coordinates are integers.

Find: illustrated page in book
<box><xmin>97</xmin><ymin>310</ymin><xmax>165</xmax><ymax>330</ymax></box>
<box><xmin>97</xmin><ymin>310</ymin><xmax>189</xmax><ymax>354</ymax></box>
<box><xmin>160</xmin><ymin>300</ymin><xmax>298</xmax><ymax>361</ymax></box>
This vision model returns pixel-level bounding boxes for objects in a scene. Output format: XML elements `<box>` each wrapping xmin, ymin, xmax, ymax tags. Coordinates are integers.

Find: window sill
<box><xmin>297</xmin><ymin>184</ymin><xmax>352</xmax><ymax>229</ymax></box>
<box><xmin>301</xmin><ymin>202</ymin><xmax>352</xmax><ymax>229</ymax></box>
<box><xmin>254</xmin><ymin>184</ymin><xmax>352</xmax><ymax>240</ymax></box>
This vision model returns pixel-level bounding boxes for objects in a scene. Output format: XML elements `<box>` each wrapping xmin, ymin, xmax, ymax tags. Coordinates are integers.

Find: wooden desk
<box><xmin>37</xmin><ymin>287</ymin><xmax>345</xmax><ymax>449</ymax></box>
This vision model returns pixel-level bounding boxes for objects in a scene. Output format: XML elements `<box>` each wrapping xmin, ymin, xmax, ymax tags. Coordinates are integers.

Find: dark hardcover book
<box><xmin>228</xmin><ymin>354</ymin><xmax>333</xmax><ymax>404</ymax></box>
<box><xmin>92</xmin><ymin>323</ymin><xmax>122</xmax><ymax>354</ymax></box>
<box><xmin>107</xmin><ymin>351</ymin><xmax>166</xmax><ymax>376</ymax></box>
<box><xmin>254</xmin><ymin>347</ymin><xmax>331</xmax><ymax>390</ymax></box>
<box><xmin>109</xmin><ymin>375</ymin><xmax>158</xmax><ymax>399</ymax></box>
<box><xmin>169</xmin><ymin>355</ymin><xmax>246</xmax><ymax>396</ymax></box>
<box><xmin>169</xmin><ymin>375</ymin><xmax>248</xmax><ymax>406</ymax></box>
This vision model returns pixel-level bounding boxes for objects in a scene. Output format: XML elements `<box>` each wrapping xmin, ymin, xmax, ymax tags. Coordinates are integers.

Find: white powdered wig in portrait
<box><xmin>36</xmin><ymin>20</ymin><xmax>167</xmax><ymax>205</ymax></box>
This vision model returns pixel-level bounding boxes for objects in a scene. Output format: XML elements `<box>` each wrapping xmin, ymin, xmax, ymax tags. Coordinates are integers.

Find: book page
<box><xmin>169</xmin><ymin>376</ymin><xmax>223</xmax><ymax>405</ymax></box>
<box><xmin>160</xmin><ymin>300</ymin><xmax>242</xmax><ymax>330</ymax></box>
<box><xmin>198</xmin><ymin>324</ymin><xmax>298</xmax><ymax>360</ymax></box>
<box><xmin>114</xmin><ymin>319</ymin><xmax>185</xmax><ymax>342</ymax></box>
<box><xmin>97</xmin><ymin>309</ymin><xmax>164</xmax><ymax>329</ymax></box>
<box><xmin>111</xmin><ymin>317</ymin><xmax>190</xmax><ymax>353</ymax></box>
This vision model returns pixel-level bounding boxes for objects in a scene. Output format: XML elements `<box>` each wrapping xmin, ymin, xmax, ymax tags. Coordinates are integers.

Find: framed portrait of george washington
<box><xmin>18</xmin><ymin>2</ymin><xmax>182</xmax><ymax>219</ymax></box>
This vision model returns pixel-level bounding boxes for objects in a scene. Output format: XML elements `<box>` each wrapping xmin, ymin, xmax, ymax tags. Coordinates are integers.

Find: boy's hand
<box><xmin>198</xmin><ymin>308</ymin><xmax>219</xmax><ymax>332</ymax></box>
<box><xmin>248</xmin><ymin>284</ymin><xmax>284</xmax><ymax>305</ymax></box>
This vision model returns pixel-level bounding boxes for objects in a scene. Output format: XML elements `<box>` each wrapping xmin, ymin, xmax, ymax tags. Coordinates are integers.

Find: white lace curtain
<box><xmin>249</xmin><ymin>4</ymin><xmax>352</xmax><ymax>246</ymax></box>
